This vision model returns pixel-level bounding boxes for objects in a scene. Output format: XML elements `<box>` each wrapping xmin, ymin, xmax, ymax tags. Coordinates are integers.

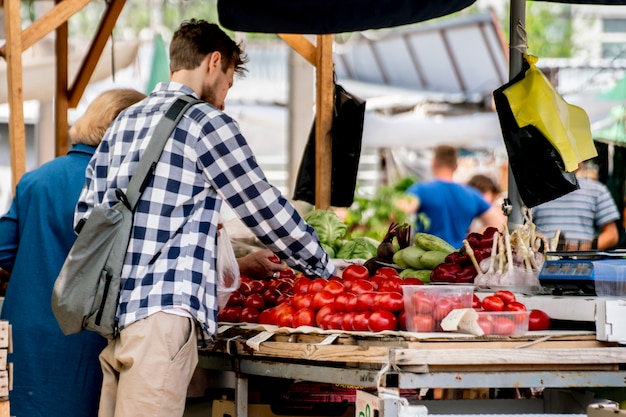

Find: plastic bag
<box><xmin>502</xmin><ymin>54</ymin><xmax>597</xmax><ymax>172</ymax></box>
<box><xmin>216</xmin><ymin>227</ymin><xmax>240</xmax><ymax>310</ymax></box>
<box><xmin>493</xmin><ymin>55</ymin><xmax>581</xmax><ymax>208</ymax></box>
<box><xmin>293</xmin><ymin>83</ymin><xmax>366</xmax><ymax>207</ymax></box>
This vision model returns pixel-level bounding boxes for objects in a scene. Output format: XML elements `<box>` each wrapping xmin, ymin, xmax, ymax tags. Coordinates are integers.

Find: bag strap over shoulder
<box><xmin>124</xmin><ymin>95</ymin><xmax>203</xmax><ymax>210</ymax></box>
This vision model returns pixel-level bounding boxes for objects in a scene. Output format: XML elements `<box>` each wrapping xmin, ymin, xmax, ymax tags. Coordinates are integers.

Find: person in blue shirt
<box><xmin>406</xmin><ymin>145</ymin><xmax>503</xmax><ymax>250</ymax></box>
<box><xmin>0</xmin><ymin>88</ymin><xmax>147</xmax><ymax>417</ymax></box>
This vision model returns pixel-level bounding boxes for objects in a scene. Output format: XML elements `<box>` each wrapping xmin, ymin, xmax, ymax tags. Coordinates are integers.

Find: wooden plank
<box><xmin>0</xmin><ymin>321</ymin><xmax>10</xmax><ymax>349</ymax></box>
<box><xmin>55</xmin><ymin>8</ymin><xmax>69</xmax><ymax>157</ymax></box>
<box><xmin>314</xmin><ymin>34</ymin><xmax>334</xmax><ymax>210</ymax></box>
<box><xmin>0</xmin><ymin>0</ymin><xmax>90</xmax><ymax>57</ymax></box>
<box><xmin>4</xmin><ymin>0</ymin><xmax>26</xmax><ymax>190</ymax></box>
<box><xmin>0</xmin><ymin>371</ymin><xmax>9</xmax><ymax>398</ymax></box>
<box><xmin>278</xmin><ymin>34</ymin><xmax>316</xmax><ymax>66</ymax></box>
<box><xmin>394</xmin><ymin>347</ymin><xmax>626</xmax><ymax>366</ymax></box>
<box><xmin>69</xmin><ymin>0</ymin><xmax>126</xmax><ymax>107</ymax></box>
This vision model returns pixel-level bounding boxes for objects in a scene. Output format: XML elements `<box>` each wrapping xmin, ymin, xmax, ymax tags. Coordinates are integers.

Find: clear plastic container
<box><xmin>593</xmin><ymin>260</ymin><xmax>626</xmax><ymax>297</ymax></box>
<box><xmin>402</xmin><ymin>285</ymin><xmax>473</xmax><ymax>332</ymax></box>
<box><xmin>476</xmin><ymin>311</ymin><xmax>529</xmax><ymax>336</ymax></box>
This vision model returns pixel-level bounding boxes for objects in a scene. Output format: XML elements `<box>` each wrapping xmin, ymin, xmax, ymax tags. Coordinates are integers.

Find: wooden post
<box><xmin>314</xmin><ymin>34</ymin><xmax>334</xmax><ymax>210</ymax></box>
<box><xmin>4</xmin><ymin>0</ymin><xmax>26</xmax><ymax>191</ymax></box>
<box><xmin>55</xmin><ymin>0</ymin><xmax>69</xmax><ymax>157</ymax></box>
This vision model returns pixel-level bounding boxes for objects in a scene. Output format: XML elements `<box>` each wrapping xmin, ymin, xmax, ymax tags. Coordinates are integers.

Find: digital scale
<box><xmin>538</xmin><ymin>250</ymin><xmax>626</xmax><ymax>296</ymax></box>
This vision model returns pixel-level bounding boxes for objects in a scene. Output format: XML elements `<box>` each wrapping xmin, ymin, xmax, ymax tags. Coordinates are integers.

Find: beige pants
<box><xmin>98</xmin><ymin>312</ymin><xmax>199</xmax><ymax>417</ymax></box>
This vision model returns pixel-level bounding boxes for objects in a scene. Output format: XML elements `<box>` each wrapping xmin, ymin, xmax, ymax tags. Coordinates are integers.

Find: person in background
<box><xmin>467</xmin><ymin>173</ymin><xmax>508</xmax><ymax>233</ymax></box>
<box><xmin>0</xmin><ymin>88</ymin><xmax>146</xmax><ymax>417</ymax></box>
<box><xmin>405</xmin><ymin>145</ymin><xmax>503</xmax><ymax>249</ymax></box>
<box><xmin>76</xmin><ymin>19</ymin><xmax>336</xmax><ymax>417</ymax></box>
<box><xmin>532</xmin><ymin>163</ymin><xmax>621</xmax><ymax>251</ymax></box>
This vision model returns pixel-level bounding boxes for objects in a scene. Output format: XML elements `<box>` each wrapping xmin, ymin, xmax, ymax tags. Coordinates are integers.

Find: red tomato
<box><xmin>472</xmin><ymin>293</ymin><xmax>482</xmax><ymax>310</ymax></box>
<box><xmin>491</xmin><ymin>316</ymin><xmax>516</xmax><ymax>335</ymax></box>
<box><xmin>342</xmin><ymin>264</ymin><xmax>369</xmax><ymax>281</ymax></box>
<box><xmin>315</xmin><ymin>305</ymin><xmax>336</xmax><ymax>328</ymax></box>
<box><xmin>528</xmin><ymin>309</ymin><xmax>551</xmax><ymax>331</ymax></box>
<box><xmin>346</xmin><ymin>294</ymin><xmax>360</xmax><ymax>313</ymax></box>
<box><xmin>494</xmin><ymin>290</ymin><xmax>516</xmax><ymax>305</ymax></box>
<box><xmin>477</xmin><ymin>315</ymin><xmax>492</xmax><ymax>335</ymax></box>
<box><xmin>351</xmin><ymin>311</ymin><xmax>372</xmax><ymax>331</ymax></box>
<box><xmin>218</xmin><ymin>306</ymin><xmax>242</xmax><ymax>323</ymax></box>
<box><xmin>248</xmin><ymin>279</ymin><xmax>268</xmax><ymax>293</ymax></box>
<box><xmin>410</xmin><ymin>291</ymin><xmax>436</xmax><ymax>314</ymax></box>
<box><xmin>293</xmin><ymin>276</ymin><xmax>312</xmax><ymax>294</ymax></box>
<box><xmin>240</xmin><ymin>307</ymin><xmax>260</xmax><ymax>323</ymax></box>
<box><xmin>226</xmin><ymin>290</ymin><xmax>245</xmax><ymax>307</ymax></box>
<box><xmin>400</xmin><ymin>278</ymin><xmax>424</xmax><ymax>286</ymax></box>
<box><xmin>323</xmin><ymin>280</ymin><xmax>346</xmax><ymax>296</ymax></box>
<box><xmin>482</xmin><ymin>295</ymin><xmax>505</xmax><ymax>311</ymax></box>
<box><xmin>368</xmin><ymin>275</ymin><xmax>385</xmax><ymax>291</ymax></box>
<box><xmin>410</xmin><ymin>313</ymin><xmax>435</xmax><ymax>332</ymax></box>
<box><xmin>275</xmin><ymin>293</ymin><xmax>292</xmax><ymax>305</ymax></box>
<box><xmin>308</xmin><ymin>277</ymin><xmax>327</xmax><ymax>293</ymax></box>
<box><xmin>368</xmin><ymin>310</ymin><xmax>398</xmax><ymax>332</ymax></box>
<box><xmin>504</xmin><ymin>301</ymin><xmax>527</xmax><ymax>312</ymax></box>
<box><xmin>379</xmin><ymin>277</ymin><xmax>402</xmax><ymax>293</ymax></box>
<box><xmin>268</xmin><ymin>254</ymin><xmax>281</xmax><ymax>264</ymax></box>
<box><xmin>432</xmin><ymin>298</ymin><xmax>454</xmax><ymax>322</ymax></box>
<box><xmin>311</xmin><ymin>290</ymin><xmax>336</xmax><ymax>310</ymax></box>
<box><xmin>275</xmin><ymin>305</ymin><xmax>295</xmax><ymax>327</ymax></box>
<box><xmin>376</xmin><ymin>267</ymin><xmax>400</xmax><ymax>278</ymax></box>
<box><xmin>327</xmin><ymin>313</ymin><xmax>344</xmax><ymax>330</ymax></box>
<box><xmin>350</xmin><ymin>279</ymin><xmax>375</xmax><ymax>295</ymax></box>
<box><xmin>258</xmin><ymin>307</ymin><xmax>275</xmax><ymax>325</ymax></box>
<box><xmin>355</xmin><ymin>292</ymin><xmax>376</xmax><ymax>311</ymax></box>
<box><xmin>244</xmin><ymin>293</ymin><xmax>266</xmax><ymax>310</ymax></box>
<box><xmin>238</xmin><ymin>281</ymin><xmax>253</xmax><ymax>296</ymax></box>
<box><xmin>374</xmin><ymin>292</ymin><xmax>404</xmax><ymax>313</ymax></box>
<box><xmin>279</xmin><ymin>269</ymin><xmax>296</xmax><ymax>279</ymax></box>
<box><xmin>262</xmin><ymin>288</ymin><xmax>281</xmax><ymax>306</ymax></box>
<box><xmin>292</xmin><ymin>308</ymin><xmax>316</xmax><ymax>328</ymax></box>
<box><xmin>269</xmin><ymin>278</ymin><xmax>293</xmax><ymax>293</ymax></box>
<box><xmin>397</xmin><ymin>310</ymin><xmax>407</xmax><ymax>331</ymax></box>
<box><xmin>341</xmin><ymin>312</ymin><xmax>356</xmax><ymax>331</ymax></box>
<box><xmin>291</xmin><ymin>293</ymin><xmax>313</xmax><ymax>310</ymax></box>
<box><xmin>333</xmin><ymin>292</ymin><xmax>352</xmax><ymax>312</ymax></box>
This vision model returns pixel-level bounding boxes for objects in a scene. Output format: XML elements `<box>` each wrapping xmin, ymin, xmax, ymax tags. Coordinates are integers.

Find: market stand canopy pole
<box><xmin>1</xmin><ymin>0</ymin><xmax>126</xmax><ymax>191</ymax></box>
<box><xmin>217</xmin><ymin>0</ymin><xmax>477</xmax><ymax>210</ymax></box>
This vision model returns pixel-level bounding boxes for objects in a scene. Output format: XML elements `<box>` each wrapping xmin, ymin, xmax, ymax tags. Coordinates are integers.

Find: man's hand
<box><xmin>237</xmin><ymin>249</ymin><xmax>287</xmax><ymax>279</ymax></box>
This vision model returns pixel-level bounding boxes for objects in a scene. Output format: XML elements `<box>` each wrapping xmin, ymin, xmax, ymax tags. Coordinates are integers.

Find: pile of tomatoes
<box><xmin>218</xmin><ymin>264</ymin><xmax>423</xmax><ymax>332</ymax></box>
<box><xmin>474</xmin><ymin>290</ymin><xmax>551</xmax><ymax>334</ymax></box>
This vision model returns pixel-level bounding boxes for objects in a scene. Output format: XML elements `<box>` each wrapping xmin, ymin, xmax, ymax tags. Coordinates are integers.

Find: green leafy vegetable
<box><xmin>304</xmin><ymin>209</ymin><xmax>348</xmax><ymax>247</ymax></box>
<box><xmin>336</xmin><ymin>237</ymin><xmax>379</xmax><ymax>260</ymax></box>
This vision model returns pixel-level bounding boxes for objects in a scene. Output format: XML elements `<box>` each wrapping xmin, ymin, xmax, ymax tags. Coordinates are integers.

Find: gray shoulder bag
<box><xmin>52</xmin><ymin>95</ymin><xmax>202</xmax><ymax>340</ymax></box>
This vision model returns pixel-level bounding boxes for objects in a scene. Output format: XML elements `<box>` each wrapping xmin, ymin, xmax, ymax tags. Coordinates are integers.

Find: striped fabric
<box><xmin>531</xmin><ymin>177</ymin><xmax>620</xmax><ymax>245</ymax></box>
<box><xmin>75</xmin><ymin>82</ymin><xmax>335</xmax><ymax>340</ymax></box>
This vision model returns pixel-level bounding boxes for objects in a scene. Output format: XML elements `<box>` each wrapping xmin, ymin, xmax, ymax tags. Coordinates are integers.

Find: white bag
<box><xmin>216</xmin><ymin>227</ymin><xmax>240</xmax><ymax>310</ymax></box>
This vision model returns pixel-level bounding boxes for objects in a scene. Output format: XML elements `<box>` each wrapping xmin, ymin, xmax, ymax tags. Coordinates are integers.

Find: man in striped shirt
<box><xmin>532</xmin><ymin>165</ymin><xmax>621</xmax><ymax>251</ymax></box>
<box><xmin>75</xmin><ymin>19</ymin><xmax>336</xmax><ymax>417</ymax></box>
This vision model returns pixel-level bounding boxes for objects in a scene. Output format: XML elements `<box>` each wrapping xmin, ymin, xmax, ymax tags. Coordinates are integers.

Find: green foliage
<box><xmin>342</xmin><ymin>178</ymin><xmax>419</xmax><ymax>242</ymax></box>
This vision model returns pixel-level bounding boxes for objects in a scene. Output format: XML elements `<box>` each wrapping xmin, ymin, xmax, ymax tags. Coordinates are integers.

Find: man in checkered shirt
<box><xmin>75</xmin><ymin>19</ymin><xmax>337</xmax><ymax>417</ymax></box>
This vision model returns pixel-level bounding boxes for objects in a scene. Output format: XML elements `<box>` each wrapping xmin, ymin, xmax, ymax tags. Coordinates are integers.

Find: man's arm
<box><xmin>596</xmin><ymin>221</ymin><xmax>620</xmax><ymax>250</ymax></box>
<box><xmin>477</xmin><ymin>206</ymin><xmax>506</xmax><ymax>233</ymax></box>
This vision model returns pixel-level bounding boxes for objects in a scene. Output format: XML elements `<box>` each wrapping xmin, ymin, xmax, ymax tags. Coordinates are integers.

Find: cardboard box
<box><xmin>588</xmin><ymin>401</ymin><xmax>625</xmax><ymax>417</ymax></box>
<box><xmin>212</xmin><ymin>398</ymin><xmax>354</xmax><ymax>417</ymax></box>
<box><xmin>596</xmin><ymin>299</ymin><xmax>626</xmax><ymax>343</ymax></box>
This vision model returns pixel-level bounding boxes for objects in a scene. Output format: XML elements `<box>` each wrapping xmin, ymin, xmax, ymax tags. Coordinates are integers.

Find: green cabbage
<box><xmin>304</xmin><ymin>209</ymin><xmax>348</xmax><ymax>247</ymax></box>
<box><xmin>336</xmin><ymin>237</ymin><xmax>379</xmax><ymax>260</ymax></box>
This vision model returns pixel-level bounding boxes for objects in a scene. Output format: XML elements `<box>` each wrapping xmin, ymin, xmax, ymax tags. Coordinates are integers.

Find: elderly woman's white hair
<box><xmin>70</xmin><ymin>88</ymin><xmax>146</xmax><ymax>146</ymax></box>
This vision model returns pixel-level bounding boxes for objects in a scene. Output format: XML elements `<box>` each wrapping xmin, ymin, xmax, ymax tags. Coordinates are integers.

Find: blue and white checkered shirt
<box><xmin>75</xmin><ymin>82</ymin><xmax>336</xmax><ymax>339</ymax></box>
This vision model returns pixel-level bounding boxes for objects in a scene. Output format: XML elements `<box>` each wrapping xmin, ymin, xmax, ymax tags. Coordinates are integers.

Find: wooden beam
<box><xmin>314</xmin><ymin>34</ymin><xmax>334</xmax><ymax>210</ymax></box>
<box><xmin>4</xmin><ymin>0</ymin><xmax>26</xmax><ymax>190</ymax></box>
<box><xmin>69</xmin><ymin>0</ymin><xmax>126</xmax><ymax>107</ymax></box>
<box><xmin>278</xmin><ymin>34</ymin><xmax>316</xmax><ymax>66</ymax></box>
<box><xmin>0</xmin><ymin>0</ymin><xmax>90</xmax><ymax>58</ymax></box>
<box><xmin>55</xmin><ymin>3</ymin><xmax>69</xmax><ymax>158</ymax></box>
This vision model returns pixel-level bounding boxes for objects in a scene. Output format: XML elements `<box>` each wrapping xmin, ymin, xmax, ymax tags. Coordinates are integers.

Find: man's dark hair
<box><xmin>169</xmin><ymin>19</ymin><xmax>248</xmax><ymax>76</ymax></box>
